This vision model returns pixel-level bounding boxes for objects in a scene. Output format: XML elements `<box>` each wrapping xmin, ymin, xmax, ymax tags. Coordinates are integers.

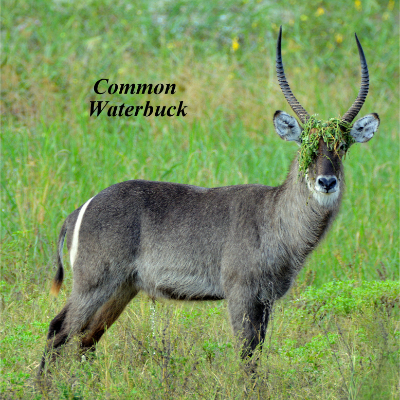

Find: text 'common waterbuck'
<box><xmin>38</xmin><ymin>27</ymin><xmax>380</xmax><ymax>375</ymax></box>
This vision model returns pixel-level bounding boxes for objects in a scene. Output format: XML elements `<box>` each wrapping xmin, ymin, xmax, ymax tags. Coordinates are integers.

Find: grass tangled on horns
<box><xmin>298</xmin><ymin>116</ymin><xmax>354</xmax><ymax>176</ymax></box>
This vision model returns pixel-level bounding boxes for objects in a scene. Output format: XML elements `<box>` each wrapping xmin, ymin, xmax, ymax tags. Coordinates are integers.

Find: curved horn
<box><xmin>276</xmin><ymin>26</ymin><xmax>310</xmax><ymax>124</ymax></box>
<box><xmin>341</xmin><ymin>34</ymin><xmax>369</xmax><ymax>124</ymax></box>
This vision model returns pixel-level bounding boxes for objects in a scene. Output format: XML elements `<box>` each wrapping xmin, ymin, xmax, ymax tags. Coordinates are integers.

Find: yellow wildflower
<box><xmin>388</xmin><ymin>0</ymin><xmax>394</xmax><ymax>11</ymax></box>
<box><xmin>316</xmin><ymin>7</ymin><xmax>325</xmax><ymax>16</ymax></box>
<box><xmin>355</xmin><ymin>0</ymin><xmax>362</xmax><ymax>11</ymax></box>
<box><xmin>335</xmin><ymin>33</ymin><xmax>343</xmax><ymax>44</ymax></box>
<box><xmin>232</xmin><ymin>37</ymin><xmax>240</xmax><ymax>52</ymax></box>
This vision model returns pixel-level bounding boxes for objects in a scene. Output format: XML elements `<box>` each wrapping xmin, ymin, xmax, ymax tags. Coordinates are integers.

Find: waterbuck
<box><xmin>38</xmin><ymin>27</ymin><xmax>379</xmax><ymax>375</ymax></box>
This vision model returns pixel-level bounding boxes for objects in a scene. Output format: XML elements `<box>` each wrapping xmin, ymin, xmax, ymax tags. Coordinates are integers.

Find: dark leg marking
<box><xmin>38</xmin><ymin>304</ymin><xmax>71</xmax><ymax>376</ymax></box>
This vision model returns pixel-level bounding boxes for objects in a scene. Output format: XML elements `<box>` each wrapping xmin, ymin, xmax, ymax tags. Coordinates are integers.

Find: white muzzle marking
<box><xmin>70</xmin><ymin>197</ymin><xmax>93</xmax><ymax>269</ymax></box>
<box><xmin>305</xmin><ymin>174</ymin><xmax>340</xmax><ymax>208</ymax></box>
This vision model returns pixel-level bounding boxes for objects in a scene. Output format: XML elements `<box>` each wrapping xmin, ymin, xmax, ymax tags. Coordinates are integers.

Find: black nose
<box><xmin>318</xmin><ymin>177</ymin><xmax>337</xmax><ymax>191</ymax></box>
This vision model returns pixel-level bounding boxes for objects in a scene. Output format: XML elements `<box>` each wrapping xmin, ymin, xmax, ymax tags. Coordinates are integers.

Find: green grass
<box><xmin>1</xmin><ymin>0</ymin><xmax>399</xmax><ymax>398</ymax></box>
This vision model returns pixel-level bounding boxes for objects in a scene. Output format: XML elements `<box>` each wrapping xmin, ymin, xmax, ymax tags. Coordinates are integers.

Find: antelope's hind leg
<box><xmin>38</xmin><ymin>303</ymin><xmax>71</xmax><ymax>376</ymax></box>
<box><xmin>79</xmin><ymin>281</ymin><xmax>139</xmax><ymax>353</ymax></box>
<box><xmin>38</xmin><ymin>278</ymin><xmax>138</xmax><ymax>376</ymax></box>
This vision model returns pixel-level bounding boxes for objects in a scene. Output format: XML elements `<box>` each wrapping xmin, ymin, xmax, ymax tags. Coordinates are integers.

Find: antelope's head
<box><xmin>273</xmin><ymin>26</ymin><xmax>380</xmax><ymax>207</ymax></box>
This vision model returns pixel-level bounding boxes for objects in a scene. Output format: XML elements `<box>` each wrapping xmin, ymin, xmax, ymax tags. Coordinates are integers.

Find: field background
<box><xmin>1</xmin><ymin>0</ymin><xmax>399</xmax><ymax>398</ymax></box>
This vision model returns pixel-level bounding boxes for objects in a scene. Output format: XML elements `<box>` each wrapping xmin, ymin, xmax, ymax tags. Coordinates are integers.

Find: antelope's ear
<box><xmin>273</xmin><ymin>111</ymin><xmax>302</xmax><ymax>144</ymax></box>
<box><xmin>350</xmin><ymin>113</ymin><xmax>380</xmax><ymax>143</ymax></box>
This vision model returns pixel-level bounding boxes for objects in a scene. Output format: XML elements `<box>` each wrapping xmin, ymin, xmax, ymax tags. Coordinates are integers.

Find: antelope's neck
<box><xmin>273</xmin><ymin>157</ymin><xmax>342</xmax><ymax>262</ymax></box>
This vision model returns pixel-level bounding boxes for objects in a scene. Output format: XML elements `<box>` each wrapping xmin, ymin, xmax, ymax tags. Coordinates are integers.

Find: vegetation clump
<box><xmin>298</xmin><ymin>116</ymin><xmax>354</xmax><ymax>176</ymax></box>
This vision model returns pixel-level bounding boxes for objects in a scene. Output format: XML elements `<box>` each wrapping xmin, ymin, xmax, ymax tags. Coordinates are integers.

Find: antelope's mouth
<box><xmin>316</xmin><ymin>188</ymin><xmax>337</xmax><ymax>194</ymax></box>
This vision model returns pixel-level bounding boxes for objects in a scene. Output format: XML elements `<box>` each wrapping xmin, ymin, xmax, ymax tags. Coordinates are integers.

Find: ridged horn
<box><xmin>276</xmin><ymin>26</ymin><xmax>309</xmax><ymax>124</ymax></box>
<box><xmin>341</xmin><ymin>33</ymin><xmax>369</xmax><ymax>124</ymax></box>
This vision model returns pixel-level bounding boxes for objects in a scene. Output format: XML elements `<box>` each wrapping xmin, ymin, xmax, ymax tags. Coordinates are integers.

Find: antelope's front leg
<box><xmin>227</xmin><ymin>293</ymin><xmax>271</xmax><ymax>361</ymax></box>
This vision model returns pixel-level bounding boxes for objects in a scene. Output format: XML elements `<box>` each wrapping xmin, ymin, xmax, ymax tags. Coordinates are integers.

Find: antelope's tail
<box><xmin>50</xmin><ymin>219</ymin><xmax>68</xmax><ymax>296</ymax></box>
